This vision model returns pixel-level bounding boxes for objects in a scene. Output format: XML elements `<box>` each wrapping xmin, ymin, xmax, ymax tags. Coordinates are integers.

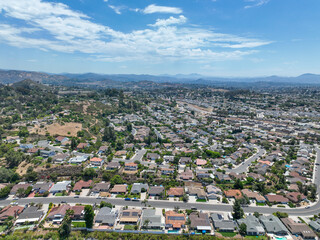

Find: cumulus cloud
<box><xmin>142</xmin><ymin>4</ymin><xmax>182</xmax><ymax>14</ymax></box>
<box><xmin>149</xmin><ymin>15</ymin><xmax>187</xmax><ymax>27</ymax></box>
<box><xmin>108</xmin><ymin>5</ymin><xmax>125</xmax><ymax>15</ymax></box>
<box><xmin>0</xmin><ymin>0</ymin><xmax>271</xmax><ymax>63</ymax></box>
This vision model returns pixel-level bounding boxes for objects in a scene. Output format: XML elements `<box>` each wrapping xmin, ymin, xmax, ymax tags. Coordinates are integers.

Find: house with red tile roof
<box><xmin>167</xmin><ymin>187</ymin><xmax>184</xmax><ymax>197</ymax></box>
<box><xmin>0</xmin><ymin>206</ymin><xmax>24</xmax><ymax>221</ymax></box>
<box><xmin>165</xmin><ymin>211</ymin><xmax>186</xmax><ymax>230</ymax></box>
<box><xmin>265</xmin><ymin>194</ymin><xmax>289</xmax><ymax>204</ymax></box>
<box><xmin>73</xmin><ymin>180</ymin><xmax>93</xmax><ymax>192</ymax></box>
<box><xmin>224</xmin><ymin>189</ymin><xmax>242</xmax><ymax>199</ymax></box>
<box><xmin>90</xmin><ymin>157</ymin><xmax>104</xmax><ymax>166</ymax></box>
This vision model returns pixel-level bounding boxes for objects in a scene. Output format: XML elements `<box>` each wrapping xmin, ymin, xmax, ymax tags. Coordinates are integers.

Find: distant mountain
<box><xmin>0</xmin><ymin>69</ymin><xmax>320</xmax><ymax>88</ymax></box>
<box><xmin>0</xmin><ymin>69</ymin><xmax>68</xmax><ymax>84</ymax></box>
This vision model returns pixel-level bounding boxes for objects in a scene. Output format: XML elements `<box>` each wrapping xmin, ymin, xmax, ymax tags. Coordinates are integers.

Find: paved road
<box><xmin>131</xmin><ymin>149</ymin><xmax>147</xmax><ymax>162</ymax></box>
<box><xmin>1</xmin><ymin>147</ymin><xmax>319</xmax><ymax>217</ymax></box>
<box><xmin>226</xmin><ymin>145</ymin><xmax>265</xmax><ymax>174</ymax></box>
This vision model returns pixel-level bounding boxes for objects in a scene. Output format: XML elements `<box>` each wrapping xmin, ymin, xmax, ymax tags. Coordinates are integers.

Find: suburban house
<box><xmin>69</xmin><ymin>155</ymin><xmax>88</xmax><ymax>164</ymax></box>
<box><xmin>167</xmin><ymin>187</ymin><xmax>184</xmax><ymax>197</ymax></box>
<box><xmin>265</xmin><ymin>194</ymin><xmax>289</xmax><ymax>204</ymax></box>
<box><xmin>161</xmin><ymin>168</ymin><xmax>175</xmax><ymax>176</ymax></box>
<box><xmin>0</xmin><ymin>206</ymin><xmax>24</xmax><ymax>221</ymax></box>
<box><xmin>148</xmin><ymin>186</ymin><xmax>164</xmax><ymax>196</ymax></box>
<box><xmin>91</xmin><ymin>182</ymin><xmax>110</xmax><ymax>193</ymax></box>
<box><xmin>224</xmin><ymin>189</ymin><xmax>243</xmax><ymax>200</ymax></box>
<box><xmin>124</xmin><ymin>162</ymin><xmax>138</xmax><ymax>171</ymax></box>
<box><xmin>119</xmin><ymin>209</ymin><xmax>142</xmax><ymax>225</ymax></box>
<box><xmin>210</xmin><ymin>213</ymin><xmax>236</xmax><ymax>232</ymax></box>
<box><xmin>131</xmin><ymin>183</ymin><xmax>149</xmax><ymax>194</ymax></box>
<box><xmin>110</xmin><ymin>184</ymin><xmax>127</xmax><ymax>194</ymax></box>
<box><xmin>146</xmin><ymin>153</ymin><xmax>160</xmax><ymax>161</ymax></box>
<box><xmin>189</xmin><ymin>212</ymin><xmax>212</xmax><ymax>233</ymax></box>
<box><xmin>95</xmin><ymin>207</ymin><xmax>118</xmax><ymax>226</ymax></box>
<box><xmin>106</xmin><ymin>162</ymin><xmax>120</xmax><ymax>170</ymax></box>
<box><xmin>141</xmin><ymin>209</ymin><xmax>163</xmax><ymax>229</ymax></box>
<box><xmin>32</xmin><ymin>182</ymin><xmax>53</xmax><ymax>194</ymax></box>
<box><xmin>16</xmin><ymin>206</ymin><xmax>43</xmax><ymax>225</ymax></box>
<box><xmin>165</xmin><ymin>211</ymin><xmax>186</xmax><ymax>230</ymax></box>
<box><xmin>49</xmin><ymin>181</ymin><xmax>71</xmax><ymax>194</ymax></box>
<box><xmin>47</xmin><ymin>205</ymin><xmax>85</xmax><ymax>223</ymax></box>
<box><xmin>285</xmin><ymin>192</ymin><xmax>306</xmax><ymax>203</ymax></box>
<box><xmin>259</xmin><ymin>215</ymin><xmax>288</xmax><ymax>236</ymax></box>
<box><xmin>73</xmin><ymin>180</ymin><xmax>93</xmax><ymax>192</ymax></box>
<box><xmin>77</xmin><ymin>143</ymin><xmax>89</xmax><ymax>150</ymax></box>
<box><xmin>237</xmin><ymin>215</ymin><xmax>265</xmax><ymax>236</ymax></box>
<box><xmin>179</xmin><ymin>170</ymin><xmax>194</xmax><ymax>181</ymax></box>
<box><xmin>241</xmin><ymin>189</ymin><xmax>266</xmax><ymax>203</ymax></box>
<box><xmin>55</xmin><ymin>136</ymin><xmax>69</xmax><ymax>144</ymax></box>
<box><xmin>10</xmin><ymin>183</ymin><xmax>31</xmax><ymax>195</ymax></box>
<box><xmin>90</xmin><ymin>157</ymin><xmax>104</xmax><ymax>166</ymax></box>
<box><xmin>281</xmin><ymin>218</ymin><xmax>316</xmax><ymax>239</ymax></box>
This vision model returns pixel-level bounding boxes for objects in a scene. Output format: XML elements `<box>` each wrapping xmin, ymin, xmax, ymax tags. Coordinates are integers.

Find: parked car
<box><xmin>124</xmin><ymin>198</ymin><xmax>131</xmax><ymax>201</ymax></box>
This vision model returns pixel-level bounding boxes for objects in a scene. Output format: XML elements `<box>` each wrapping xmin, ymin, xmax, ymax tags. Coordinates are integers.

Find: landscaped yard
<box><xmin>218</xmin><ymin>232</ymin><xmax>237</xmax><ymax>237</ymax></box>
<box><xmin>0</xmin><ymin>225</ymin><xmax>7</xmax><ymax>232</ymax></box>
<box><xmin>124</xmin><ymin>225</ymin><xmax>136</xmax><ymax>230</ymax></box>
<box><xmin>196</xmin><ymin>199</ymin><xmax>207</xmax><ymax>202</ymax></box>
<box><xmin>72</xmin><ymin>221</ymin><xmax>86</xmax><ymax>228</ymax></box>
<box><xmin>256</xmin><ymin>202</ymin><xmax>265</xmax><ymax>206</ymax></box>
<box><xmin>55</xmin><ymin>193</ymin><xmax>63</xmax><ymax>196</ymax></box>
<box><xmin>245</xmin><ymin>236</ymin><xmax>268</xmax><ymax>240</ymax></box>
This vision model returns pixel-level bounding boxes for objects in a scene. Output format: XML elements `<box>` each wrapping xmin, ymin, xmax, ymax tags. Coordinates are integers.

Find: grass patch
<box><xmin>196</xmin><ymin>199</ymin><xmax>207</xmax><ymax>202</ymax></box>
<box><xmin>245</xmin><ymin>236</ymin><xmax>268</xmax><ymax>240</ymax></box>
<box><xmin>72</xmin><ymin>221</ymin><xmax>86</xmax><ymax>228</ymax></box>
<box><xmin>218</xmin><ymin>232</ymin><xmax>237</xmax><ymax>237</ymax></box>
<box><xmin>0</xmin><ymin>225</ymin><xmax>7</xmax><ymax>232</ymax></box>
<box><xmin>277</xmin><ymin>205</ymin><xmax>285</xmax><ymax>208</ymax></box>
<box><xmin>256</xmin><ymin>202</ymin><xmax>265</xmax><ymax>206</ymax></box>
<box><xmin>55</xmin><ymin>193</ymin><xmax>63</xmax><ymax>196</ymax></box>
<box><xmin>124</xmin><ymin>225</ymin><xmax>136</xmax><ymax>230</ymax></box>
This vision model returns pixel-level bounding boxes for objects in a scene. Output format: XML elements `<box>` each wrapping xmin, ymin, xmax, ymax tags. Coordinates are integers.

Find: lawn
<box><xmin>256</xmin><ymin>202</ymin><xmax>265</xmax><ymax>206</ymax></box>
<box><xmin>218</xmin><ymin>232</ymin><xmax>237</xmax><ymax>237</ymax></box>
<box><xmin>124</xmin><ymin>225</ymin><xmax>136</xmax><ymax>230</ymax></box>
<box><xmin>72</xmin><ymin>221</ymin><xmax>86</xmax><ymax>228</ymax></box>
<box><xmin>245</xmin><ymin>236</ymin><xmax>268</xmax><ymax>240</ymax></box>
<box><xmin>196</xmin><ymin>199</ymin><xmax>207</xmax><ymax>202</ymax></box>
<box><xmin>55</xmin><ymin>193</ymin><xmax>63</xmax><ymax>196</ymax></box>
<box><xmin>0</xmin><ymin>225</ymin><xmax>7</xmax><ymax>232</ymax></box>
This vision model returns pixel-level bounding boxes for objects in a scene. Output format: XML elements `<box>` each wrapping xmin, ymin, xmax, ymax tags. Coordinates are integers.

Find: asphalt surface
<box><xmin>226</xmin><ymin>146</ymin><xmax>266</xmax><ymax>174</ymax></box>
<box><xmin>1</xmin><ymin>147</ymin><xmax>319</xmax><ymax>217</ymax></box>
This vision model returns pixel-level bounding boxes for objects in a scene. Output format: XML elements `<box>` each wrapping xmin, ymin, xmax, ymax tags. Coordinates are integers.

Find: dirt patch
<box><xmin>30</xmin><ymin>122</ymin><xmax>82</xmax><ymax>137</ymax></box>
<box><xmin>16</xmin><ymin>161</ymin><xmax>32</xmax><ymax>175</ymax></box>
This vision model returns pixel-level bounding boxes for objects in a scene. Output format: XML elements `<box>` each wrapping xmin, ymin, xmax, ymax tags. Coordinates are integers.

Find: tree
<box><xmin>110</xmin><ymin>175</ymin><xmax>123</xmax><ymax>186</ymax></box>
<box><xmin>273</xmin><ymin>211</ymin><xmax>288</xmax><ymax>218</ymax></box>
<box><xmin>233</xmin><ymin>179</ymin><xmax>244</xmax><ymax>189</ymax></box>
<box><xmin>143</xmin><ymin>219</ymin><xmax>150</xmax><ymax>229</ymax></box>
<box><xmin>71</xmin><ymin>138</ymin><xmax>77</xmax><ymax>150</ymax></box>
<box><xmin>18</xmin><ymin>127</ymin><xmax>29</xmax><ymax>138</ymax></box>
<box><xmin>100</xmin><ymin>201</ymin><xmax>113</xmax><ymax>209</ymax></box>
<box><xmin>83</xmin><ymin>168</ymin><xmax>97</xmax><ymax>180</ymax></box>
<box><xmin>239</xmin><ymin>223</ymin><xmax>247</xmax><ymax>236</ymax></box>
<box><xmin>84</xmin><ymin>205</ymin><xmax>94</xmax><ymax>229</ymax></box>
<box><xmin>5</xmin><ymin>149</ymin><xmax>24</xmax><ymax>169</ymax></box>
<box><xmin>253</xmin><ymin>212</ymin><xmax>260</xmax><ymax>218</ymax></box>
<box><xmin>59</xmin><ymin>209</ymin><xmax>73</xmax><ymax>239</ymax></box>
<box><xmin>0</xmin><ymin>186</ymin><xmax>11</xmax><ymax>199</ymax></box>
<box><xmin>232</xmin><ymin>199</ymin><xmax>244</xmax><ymax>220</ymax></box>
<box><xmin>182</xmin><ymin>194</ymin><xmax>189</xmax><ymax>202</ymax></box>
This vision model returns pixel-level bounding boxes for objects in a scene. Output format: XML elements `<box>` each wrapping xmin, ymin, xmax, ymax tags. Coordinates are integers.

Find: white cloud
<box><xmin>108</xmin><ymin>5</ymin><xmax>125</xmax><ymax>15</ymax></box>
<box><xmin>149</xmin><ymin>15</ymin><xmax>187</xmax><ymax>27</ymax></box>
<box><xmin>244</xmin><ymin>0</ymin><xmax>270</xmax><ymax>9</ymax></box>
<box><xmin>0</xmin><ymin>0</ymin><xmax>271</xmax><ymax>63</ymax></box>
<box><xmin>143</xmin><ymin>4</ymin><xmax>182</xmax><ymax>14</ymax></box>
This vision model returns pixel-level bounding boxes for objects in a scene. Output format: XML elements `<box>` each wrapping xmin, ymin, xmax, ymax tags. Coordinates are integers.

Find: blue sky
<box><xmin>0</xmin><ymin>0</ymin><xmax>319</xmax><ymax>77</ymax></box>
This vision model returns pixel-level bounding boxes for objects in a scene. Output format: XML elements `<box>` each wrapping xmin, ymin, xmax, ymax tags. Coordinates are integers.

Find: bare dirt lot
<box><xmin>30</xmin><ymin>122</ymin><xmax>82</xmax><ymax>137</ymax></box>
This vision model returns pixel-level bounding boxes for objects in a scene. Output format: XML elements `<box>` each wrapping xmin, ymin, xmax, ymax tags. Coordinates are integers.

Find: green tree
<box><xmin>233</xmin><ymin>179</ymin><xmax>244</xmax><ymax>189</ymax></box>
<box><xmin>83</xmin><ymin>168</ymin><xmax>97</xmax><ymax>180</ymax></box>
<box><xmin>5</xmin><ymin>149</ymin><xmax>24</xmax><ymax>169</ymax></box>
<box><xmin>71</xmin><ymin>138</ymin><xmax>77</xmax><ymax>150</ymax></box>
<box><xmin>232</xmin><ymin>199</ymin><xmax>244</xmax><ymax>220</ymax></box>
<box><xmin>110</xmin><ymin>175</ymin><xmax>123</xmax><ymax>186</ymax></box>
<box><xmin>58</xmin><ymin>209</ymin><xmax>73</xmax><ymax>239</ymax></box>
<box><xmin>239</xmin><ymin>223</ymin><xmax>247</xmax><ymax>236</ymax></box>
<box><xmin>84</xmin><ymin>205</ymin><xmax>94</xmax><ymax>229</ymax></box>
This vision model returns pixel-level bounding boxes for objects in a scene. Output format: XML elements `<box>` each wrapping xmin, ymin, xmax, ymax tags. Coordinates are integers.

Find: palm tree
<box><xmin>143</xmin><ymin>219</ymin><xmax>150</xmax><ymax>229</ymax></box>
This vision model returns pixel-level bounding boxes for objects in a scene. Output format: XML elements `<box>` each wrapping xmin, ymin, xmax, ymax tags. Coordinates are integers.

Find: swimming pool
<box><xmin>274</xmin><ymin>236</ymin><xmax>287</xmax><ymax>240</ymax></box>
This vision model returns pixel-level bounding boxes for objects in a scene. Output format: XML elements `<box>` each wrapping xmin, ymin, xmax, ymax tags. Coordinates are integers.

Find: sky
<box><xmin>0</xmin><ymin>0</ymin><xmax>319</xmax><ymax>77</ymax></box>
